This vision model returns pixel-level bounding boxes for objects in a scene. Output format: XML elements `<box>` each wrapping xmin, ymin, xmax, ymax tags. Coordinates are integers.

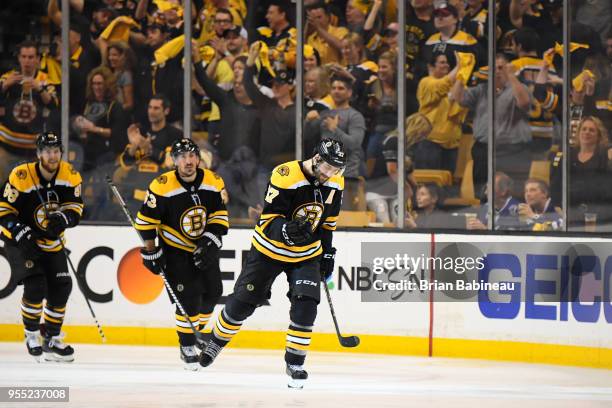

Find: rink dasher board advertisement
<box><xmin>0</xmin><ymin>227</ymin><xmax>611</xmax><ymax>351</ymax></box>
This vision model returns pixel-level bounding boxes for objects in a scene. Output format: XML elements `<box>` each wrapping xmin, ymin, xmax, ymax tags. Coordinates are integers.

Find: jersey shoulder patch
<box><xmin>149</xmin><ymin>170</ymin><xmax>182</xmax><ymax>196</ymax></box>
<box><xmin>55</xmin><ymin>161</ymin><xmax>83</xmax><ymax>187</ymax></box>
<box><xmin>270</xmin><ymin>161</ymin><xmax>307</xmax><ymax>189</ymax></box>
<box><xmin>202</xmin><ymin>169</ymin><xmax>225</xmax><ymax>192</ymax></box>
<box><xmin>8</xmin><ymin>162</ymin><xmax>37</xmax><ymax>192</ymax></box>
<box><xmin>325</xmin><ymin>174</ymin><xmax>345</xmax><ymax>191</ymax></box>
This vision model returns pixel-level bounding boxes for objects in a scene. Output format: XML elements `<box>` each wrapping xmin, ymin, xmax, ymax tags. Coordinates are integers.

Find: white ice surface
<box><xmin>0</xmin><ymin>343</ymin><xmax>611</xmax><ymax>408</ymax></box>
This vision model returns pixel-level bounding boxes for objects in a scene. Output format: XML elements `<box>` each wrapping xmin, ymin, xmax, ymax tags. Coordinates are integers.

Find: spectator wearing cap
<box><xmin>423</xmin><ymin>3</ymin><xmax>482</xmax><ymax>73</ymax></box>
<box><xmin>415</xmin><ymin>52</ymin><xmax>465</xmax><ymax>173</ymax></box>
<box><xmin>450</xmin><ymin>53</ymin><xmax>532</xmax><ymax>191</ymax></box>
<box><xmin>306</xmin><ymin>3</ymin><xmax>349</xmax><ymax>65</ymax></box>
<box><xmin>208</xmin><ymin>25</ymin><xmax>248</xmax><ymax>72</ymax></box>
<box><xmin>305</xmin><ymin>75</ymin><xmax>366</xmax><ymax>209</ymax></box>
<box><xmin>255</xmin><ymin>1</ymin><xmax>294</xmax><ymax>49</ymax></box>
<box><xmin>243</xmin><ymin>42</ymin><xmax>296</xmax><ymax>193</ymax></box>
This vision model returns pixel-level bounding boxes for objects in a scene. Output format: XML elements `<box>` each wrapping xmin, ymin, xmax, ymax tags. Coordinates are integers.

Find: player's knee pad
<box><xmin>47</xmin><ymin>277</ymin><xmax>72</xmax><ymax>306</ymax></box>
<box><xmin>22</xmin><ymin>274</ymin><xmax>46</xmax><ymax>303</ymax></box>
<box><xmin>289</xmin><ymin>296</ymin><xmax>318</xmax><ymax>327</ymax></box>
<box><xmin>225</xmin><ymin>295</ymin><xmax>256</xmax><ymax>321</ymax></box>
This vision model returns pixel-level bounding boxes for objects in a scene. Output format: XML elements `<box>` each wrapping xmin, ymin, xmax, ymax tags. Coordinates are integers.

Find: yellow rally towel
<box><xmin>99</xmin><ymin>16</ymin><xmax>141</xmax><ymax>42</ymax></box>
<box><xmin>258</xmin><ymin>41</ymin><xmax>276</xmax><ymax>77</ymax></box>
<box><xmin>153</xmin><ymin>0</ymin><xmax>182</xmax><ymax>12</ymax></box>
<box><xmin>544</xmin><ymin>42</ymin><xmax>589</xmax><ymax>66</ymax></box>
<box><xmin>572</xmin><ymin>69</ymin><xmax>595</xmax><ymax>92</ymax></box>
<box><xmin>456</xmin><ymin>52</ymin><xmax>476</xmax><ymax>85</ymax></box>
<box><xmin>154</xmin><ymin>34</ymin><xmax>185</xmax><ymax>65</ymax></box>
<box><xmin>154</xmin><ymin>35</ymin><xmax>217</xmax><ymax>66</ymax></box>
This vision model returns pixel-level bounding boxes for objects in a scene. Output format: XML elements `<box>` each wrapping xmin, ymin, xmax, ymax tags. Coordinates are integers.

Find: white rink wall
<box><xmin>0</xmin><ymin>227</ymin><xmax>611</xmax><ymax>358</ymax></box>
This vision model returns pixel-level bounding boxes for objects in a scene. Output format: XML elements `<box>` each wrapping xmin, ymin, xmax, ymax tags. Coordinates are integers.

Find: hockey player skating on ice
<box><xmin>0</xmin><ymin>132</ymin><xmax>83</xmax><ymax>362</ymax></box>
<box><xmin>199</xmin><ymin>139</ymin><xmax>346</xmax><ymax>388</ymax></box>
<box><xmin>135</xmin><ymin>138</ymin><xmax>229</xmax><ymax>370</ymax></box>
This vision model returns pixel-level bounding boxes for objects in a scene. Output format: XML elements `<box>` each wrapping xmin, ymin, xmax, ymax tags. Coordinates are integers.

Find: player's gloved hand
<box><xmin>9</xmin><ymin>222</ymin><xmax>41</xmax><ymax>260</ymax></box>
<box><xmin>140</xmin><ymin>246</ymin><xmax>165</xmax><ymax>275</ymax></box>
<box><xmin>193</xmin><ymin>232</ymin><xmax>222</xmax><ymax>271</ymax></box>
<box><xmin>46</xmin><ymin>211</ymin><xmax>73</xmax><ymax>237</ymax></box>
<box><xmin>282</xmin><ymin>217</ymin><xmax>312</xmax><ymax>246</ymax></box>
<box><xmin>320</xmin><ymin>247</ymin><xmax>336</xmax><ymax>283</ymax></box>
<box><xmin>10</xmin><ymin>222</ymin><xmax>40</xmax><ymax>260</ymax></box>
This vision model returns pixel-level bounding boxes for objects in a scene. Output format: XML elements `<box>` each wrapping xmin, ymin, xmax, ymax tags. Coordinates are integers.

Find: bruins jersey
<box><xmin>0</xmin><ymin>161</ymin><xmax>83</xmax><ymax>252</ymax></box>
<box><xmin>0</xmin><ymin>70</ymin><xmax>58</xmax><ymax>150</ymax></box>
<box><xmin>253</xmin><ymin>160</ymin><xmax>343</xmax><ymax>264</ymax></box>
<box><xmin>135</xmin><ymin>168</ymin><xmax>229</xmax><ymax>253</ymax></box>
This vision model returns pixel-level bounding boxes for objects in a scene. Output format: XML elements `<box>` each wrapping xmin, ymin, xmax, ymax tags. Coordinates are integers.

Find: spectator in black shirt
<box><xmin>119</xmin><ymin>94</ymin><xmax>181</xmax><ymax>169</ymax></box>
<box><xmin>193</xmin><ymin>55</ymin><xmax>259</xmax><ymax>163</ymax></box>
<box><xmin>243</xmin><ymin>42</ymin><xmax>296</xmax><ymax>198</ymax></box>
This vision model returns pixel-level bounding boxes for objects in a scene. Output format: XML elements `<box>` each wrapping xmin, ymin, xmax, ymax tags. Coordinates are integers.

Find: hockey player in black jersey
<box><xmin>199</xmin><ymin>138</ymin><xmax>346</xmax><ymax>388</ymax></box>
<box><xmin>135</xmin><ymin>138</ymin><xmax>229</xmax><ymax>370</ymax></box>
<box><xmin>0</xmin><ymin>132</ymin><xmax>83</xmax><ymax>362</ymax></box>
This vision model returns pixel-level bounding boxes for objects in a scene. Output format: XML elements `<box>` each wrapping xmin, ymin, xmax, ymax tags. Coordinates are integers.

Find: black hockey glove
<box><xmin>320</xmin><ymin>247</ymin><xmax>336</xmax><ymax>283</ymax></box>
<box><xmin>193</xmin><ymin>232</ymin><xmax>222</xmax><ymax>271</ymax></box>
<box><xmin>10</xmin><ymin>222</ymin><xmax>40</xmax><ymax>260</ymax></box>
<box><xmin>46</xmin><ymin>211</ymin><xmax>73</xmax><ymax>237</ymax></box>
<box><xmin>282</xmin><ymin>217</ymin><xmax>313</xmax><ymax>246</ymax></box>
<box><xmin>140</xmin><ymin>246</ymin><xmax>165</xmax><ymax>275</ymax></box>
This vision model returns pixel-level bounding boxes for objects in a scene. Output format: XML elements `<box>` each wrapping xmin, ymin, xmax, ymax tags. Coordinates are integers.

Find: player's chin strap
<box><xmin>24</xmin><ymin>162</ymin><xmax>106</xmax><ymax>343</ymax></box>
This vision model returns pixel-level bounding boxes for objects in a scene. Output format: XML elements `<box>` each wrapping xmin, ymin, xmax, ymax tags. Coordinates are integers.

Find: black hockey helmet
<box><xmin>316</xmin><ymin>138</ymin><xmax>346</xmax><ymax>168</ymax></box>
<box><xmin>36</xmin><ymin>131</ymin><xmax>62</xmax><ymax>152</ymax></box>
<box><xmin>170</xmin><ymin>138</ymin><xmax>200</xmax><ymax>159</ymax></box>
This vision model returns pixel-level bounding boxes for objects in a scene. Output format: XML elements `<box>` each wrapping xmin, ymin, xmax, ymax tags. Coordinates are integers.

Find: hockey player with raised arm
<box><xmin>134</xmin><ymin>138</ymin><xmax>229</xmax><ymax>370</ymax></box>
<box><xmin>0</xmin><ymin>132</ymin><xmax>83</xmax><ymax>362</ymax></box>
<box><xmin>199</xmin><ymin>138</ymin><xmax>346</xmax><ymax>388</ymax></box>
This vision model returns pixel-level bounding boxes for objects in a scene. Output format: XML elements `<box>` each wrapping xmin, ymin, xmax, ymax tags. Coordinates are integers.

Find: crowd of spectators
<box><xmin>0</xmin><ymin>0</ymin><xmax>610</xmax><ymax>231</ymax></box>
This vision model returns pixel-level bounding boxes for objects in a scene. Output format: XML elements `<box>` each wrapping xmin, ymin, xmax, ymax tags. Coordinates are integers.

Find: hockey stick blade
<box><xmin>323</xmin><ymin>281</ymin><xmax>360</xmax><ymax>348</ymax></box>
<box><xmin>339</xmin><ymin>335</ymin><xmax>360</xmax><ymax>348</ymax></box>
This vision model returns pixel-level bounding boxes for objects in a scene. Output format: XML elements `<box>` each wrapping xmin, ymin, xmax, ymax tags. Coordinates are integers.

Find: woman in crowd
<box><xmin>105</xmin><ymin>41</ymin><xmax>135</xmax><ymax>112</ymax></box>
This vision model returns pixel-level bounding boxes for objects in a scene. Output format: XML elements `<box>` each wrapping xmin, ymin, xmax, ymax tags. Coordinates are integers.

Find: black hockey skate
<box><xmin>24</xmin><ymin>330</ymin><xmax>42</xmax><ymax>362</ymax></box>
<box><xmin>180</xmin><ymin>345</ymin><xmax>200</xmax><ymax>371</ymax></box>
<box><xmin>42</xmin><ymin>333</ymin><xmax>74</xmax><ymax>362</ymax></box>
<box><xmin>199</xmin><ymin>341</ymin><xmax>223</xmax><ymax>368</ymax></box>
<box><xmin>286</xmin><ymin>364</ymin><xmax>308</xmax><ymax>389</ymax></box>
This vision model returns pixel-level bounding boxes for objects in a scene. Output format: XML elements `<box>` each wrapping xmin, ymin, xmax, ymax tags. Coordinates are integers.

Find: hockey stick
<box><xmin>25</xmin><ymin>163</ymin><xmax>106</xmax><ymax>343</ymax></box>
<box><xmin>105</xmin><ymin>175</ymin><xmax>206</xmax><ymax>345</ymax></box>
<box><xmin>323</xmin><ymin>282</ymin><xmax>360</xmax><ymax>347</ymax></box>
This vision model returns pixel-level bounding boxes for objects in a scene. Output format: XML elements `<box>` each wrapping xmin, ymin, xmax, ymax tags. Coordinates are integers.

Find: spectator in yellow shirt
<box><xmin>306</xmin><ymin>4</ymin><xmax>348</xmax><ymax>65</ymax></box>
